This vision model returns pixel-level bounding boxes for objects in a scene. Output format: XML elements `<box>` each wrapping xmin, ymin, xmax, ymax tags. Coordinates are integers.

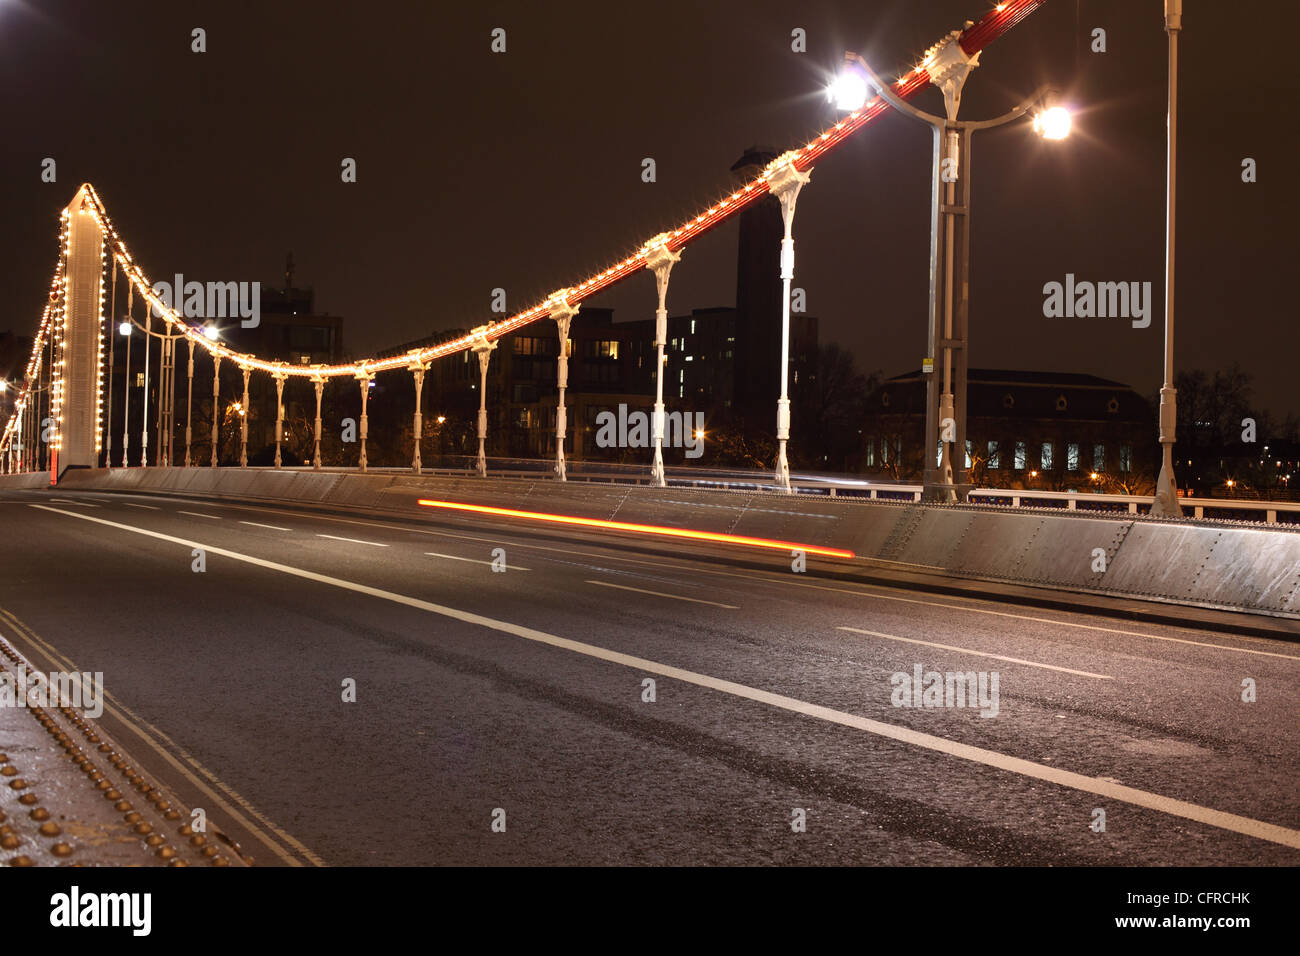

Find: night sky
<box><xmin>1</xmin><ymin>1</ymin><xmax>1293</xmax><ymax>418</ymax></box>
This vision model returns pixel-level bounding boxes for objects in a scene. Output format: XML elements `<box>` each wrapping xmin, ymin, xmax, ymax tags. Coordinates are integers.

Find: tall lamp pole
<box><xmin>833</xmin><ymin>41</ymin><xmax>1068</xmax><ymax>503</ymax></box>
<box><xmin>1151</xmin><ymin>0</ymin><xmax>1183</xmax><ymax>516</ymax></box>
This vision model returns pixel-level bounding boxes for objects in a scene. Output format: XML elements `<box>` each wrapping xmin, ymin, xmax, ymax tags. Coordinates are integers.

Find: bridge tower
<box><xmin>53</xmin><ymin>186</ymin><xmax>107</xmax><ymax>479</ymax></box>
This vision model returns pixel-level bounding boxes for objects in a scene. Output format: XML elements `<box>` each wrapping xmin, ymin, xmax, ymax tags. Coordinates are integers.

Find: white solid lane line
<box><xmin>48</xmin><ymin>498</ymin><xmax>99</xmax><ymax>507</ymax></box>
<box><xmin>837</xmin><ymin>627</ymin><xmax>1113</xmax><ymax>679</ymax></box>
<box><xmin>239</xmin><ymin>520</ymin><xmax>292</xmax><ymax>532</ymax></box>
<box><xmin>316</xmin><ymin>533</ymin><xmax>387</xmax><ymax>547</ymax></box>
<box><xmin>28</xmin><ymin>502</ymin><xmax>1300</xmax><ymax>852</ymax></box>
<box><xmin>424</xmin><ymin>551</ymin><xmax>529</xmax><ymax>571</ymax></box>
<box><xmin>586</xmin><ymin>579</ymin><xmax>738</xmax><ymax>609</ymax></box>
<box><xmin>178</xmin><ymin>510</ymin><xmax>221</xmax><ymax>519</ymax></box>
<box><xmin>819</xmin><ymin>581</ymin><xmax>1300</xmax><ymax>662</ymax></box>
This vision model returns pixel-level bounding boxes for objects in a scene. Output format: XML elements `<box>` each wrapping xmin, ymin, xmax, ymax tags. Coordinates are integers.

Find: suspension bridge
<box><xmin>1</xmin><ymin>0</ymin><xmax>1297</xmax><ymax>875</ymax></box>
<box><xmin>0</xmin><ymin>1</ymin><xmax>1045</xmax><ymax>491</ymax></box>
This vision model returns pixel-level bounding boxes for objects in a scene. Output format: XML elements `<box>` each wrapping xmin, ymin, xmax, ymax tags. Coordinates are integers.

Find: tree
<box><xmin>793</xmin><ymin>343</ymin><xmax>878</xmax><ymax>472</ymax></box>
<box><xmin>1173</xmin><ymin>364</ymin><xmax>1255</xmax><ymax>461</ymax></box>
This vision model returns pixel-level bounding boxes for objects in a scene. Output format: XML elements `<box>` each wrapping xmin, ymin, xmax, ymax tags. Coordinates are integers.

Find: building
<box><xmin>863</xmin><ymin>369</ymin><xmax>1157</xmax><ymax>491</ymax></box>
<box><xmin>381</xmin><ymin>308</ymin><xmax>656</xmax><ymax>463</ymax></box>
<box><xmin>219</xmin><ymin>258</ymin><xmax>344</xmax><ymax>367</ymax></box>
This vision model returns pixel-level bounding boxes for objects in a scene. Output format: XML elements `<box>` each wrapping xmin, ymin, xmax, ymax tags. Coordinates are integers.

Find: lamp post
<box><xmin>831</xmin><ymin>41</ymin><xmax>1068</xmax><ymax>503</ymax></box>
<box><xmin>119</xmin><ymin>316</ymin><xmax>132</xmax><ymax>467</ymax></box>
<box><xmin>118</xmin><ymin>313</ymin><xmax>192</xmax><ymax>467</ymax></box>
<box><xmin>1151</xmin><ymin>0</ymin><xmax>1183</xmax><ymax>516</ymax></box>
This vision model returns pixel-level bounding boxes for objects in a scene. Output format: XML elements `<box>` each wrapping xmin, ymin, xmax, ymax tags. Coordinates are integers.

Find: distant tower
<box><xmin>730</xmin><ymin>147</ymin><xmax>783</xmax><ymax>427</ymax></box>
<box><xmin>285</xmin><ymin>252</ymin><xmax>295</xmax><ymax>290</ymax></box>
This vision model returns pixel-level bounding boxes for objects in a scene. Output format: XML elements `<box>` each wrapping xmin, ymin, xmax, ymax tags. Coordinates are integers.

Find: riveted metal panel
<box><xmin>1016</xmin><ymin>517</ymin><xmax>1130</xmax><ymax>589</ymax></box>
<box><xmin>1102</xmin><ymin>522</ymin><xmax>1300</xmax><ymax>615</ymax></box>
<box><xmin>946</xmin><ymin>512</ymin><xmax>1045</xmax><ymax>579</ymax></box>
<box><xmin>1186</xmin><ymin>527</ymin><xmax>1300</xmax><ymax>612</ymax></box>
<box><xmin>892</xmin><ymin>509</ymin><xmax>972</xmax><ymax>568</ymax></box>
<box><xmin>1102</xmin><ymin>524</ymin><xmax>1224</xmax><ymax>600</ymax></box>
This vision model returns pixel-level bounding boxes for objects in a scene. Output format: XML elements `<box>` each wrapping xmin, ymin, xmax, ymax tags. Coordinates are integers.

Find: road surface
<box><xmin>1</xmin><ymin>486</ymin><xmax>1296</xmax><ymax>866</ymax></box>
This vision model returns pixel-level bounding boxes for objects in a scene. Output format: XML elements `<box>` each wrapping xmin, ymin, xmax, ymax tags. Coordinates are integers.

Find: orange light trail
<box><xmin>416</xmin><ymin>499</ymin><xmax>856</xmax><ymax>559</ymax></box>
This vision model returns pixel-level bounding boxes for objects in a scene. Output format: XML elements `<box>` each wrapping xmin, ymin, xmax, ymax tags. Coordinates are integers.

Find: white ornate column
<box><xmin>184</xmin><ymin>337</ymin><xmax>195</xmax><ymax>467</ymax></box>
<box><xmin>311</xmin><ymin>372</ymin><xmax>325</xmax><ymax>470</ymax></box>
<box><xmin>272</xmin><ymin>366</ymin><xmax>287</xmax><ymax>468</ymax></box>
<box><xmin>548</xmin><ymin>291</ymin><xmax>579</xmax><ymax>481</ymax></box>
<box><xmin>238</xmin><ymin>363</ymin><xmax>251</xmax><ymax>467</ymax></box>
<box><xmin>209</xmin><ymin>353</ymin><xmax>221</xmax><ymax>468</ymax></box>
<box><xmin>642</xmin><ymin>234</ymin><xmax>680</xmax><ymax>487</ymax></box>
<box><xmin>470</xmin><ymin>326</ymin><xmax>496</xmax><ymax>477</ymax></box>
<box><xmin>140</xmin><ymin>295</ymin><xmax>151</xmax><ymax>467</ymax></box>
<box><xmin>766</xmin><ymin>153</ymin><xmax>812</xmax><ymax>494</ymax></box>
<box><xmin>355</xmin><ymin>366</ymin><xmax>373</xmax><ymax>472</ymax></box>
<box><xmin>408</xmin><ymin>352</ymin><xmax>430</xmax><ymax>474</ymax></box>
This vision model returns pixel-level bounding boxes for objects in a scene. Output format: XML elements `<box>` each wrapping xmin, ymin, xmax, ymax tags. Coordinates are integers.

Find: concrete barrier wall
<box><xmin>6</xmin><ymin>467</ymin><xmax>1298</xmax><ymax>622</ymax></box>
<box><xmin>0</xmin><ymin>472</ymin><xmax>51</xmax><ymax>491</ymax></box>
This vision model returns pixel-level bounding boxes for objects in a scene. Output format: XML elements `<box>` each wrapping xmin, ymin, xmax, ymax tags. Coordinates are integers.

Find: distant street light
<box><xmin>118</xmin><ymin>321</ymin><xmax>132</xmax><ymax>336</ymax></box>
<box><xmin>203</xmin><ymin>324</ymin><xmax>220</xmax><ymax>341</ymax></box>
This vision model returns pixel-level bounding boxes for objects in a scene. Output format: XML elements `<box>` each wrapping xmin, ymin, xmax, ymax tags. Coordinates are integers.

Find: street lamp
<box><xmin>826</xmin><ymin>71</ymin><xmax>869</xmax><ymax>112</ymax></box>
<box><xmin>118</xmin><ymin>314</ymin><xmax>192</xmax><ymax>467</ymax></box>
<box><xmin>1151</xmin><ymin>0</ymin><xmax>1183</xmax><ymax>516</ymax></box>
<box><xmin>832</xmin><ymin>44</ymin><xmax>1069</xmax><ymax>503</ymax></box>
<box><xmin>1032</xmin><ymin>106</ymin><xmax>1072</xmax><ymax>140</ymax></box>
<box><xmin>203</xmin><ymin>324</ymin><xmax>220</xmax><ymax>341</ymax></box>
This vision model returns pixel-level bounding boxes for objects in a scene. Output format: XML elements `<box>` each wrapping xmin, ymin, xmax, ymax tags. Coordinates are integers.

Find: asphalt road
<box><xmin>0</xmin><ymin>486</ymin><xmax>1297</xmax><ymax>866</ymax></box>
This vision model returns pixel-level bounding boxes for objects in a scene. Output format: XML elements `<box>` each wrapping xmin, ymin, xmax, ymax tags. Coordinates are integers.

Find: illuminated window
<box><xmin>1041</xmin><ymin>442</ymin><xmax>1053</xmax><ymax>469</ymax></box>
<box><xmin>1093</xmin><ymin>443</ymin><xmax>1105</xmax><ymax>471</ymax></box>
<box><xmin>1067</xmin><ymin>443</ymin><xmax>1079</xmax><ymax>471</ymax></box>
<box><xmin>988</xmin><ymin>442</ymin><xmax>1000</xmax><ymax>469</ymax></box>
<box><xmin>1014</xmin><ymin>441</ymin><xmax>1026</xmax><ymax>470</ymax></box>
